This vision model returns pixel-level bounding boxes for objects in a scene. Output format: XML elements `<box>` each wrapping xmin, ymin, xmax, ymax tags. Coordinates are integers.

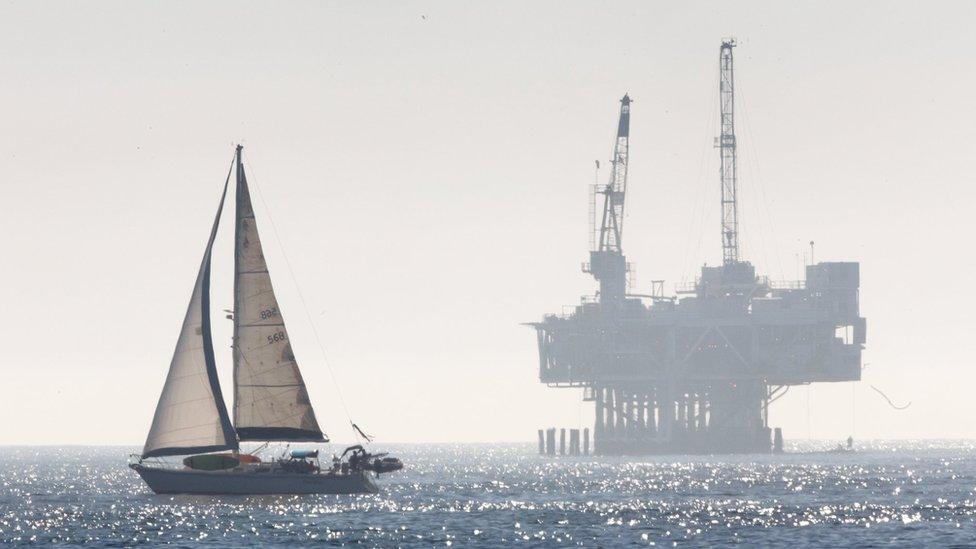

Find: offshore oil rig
<box><xmin>530</xmin><ymin>40</ymin><xmax>866</xmax><ymax>455</ymax></box>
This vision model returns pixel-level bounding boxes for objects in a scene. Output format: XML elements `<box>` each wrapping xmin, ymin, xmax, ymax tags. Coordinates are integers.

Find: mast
<box><xmin>586</xmin><ymin>94</ymin><xmax>631</xmax><ymax>304</ymax></box>
<box><xmin>718</xmin><ymin>39</ymin><xmax>739</xmax><ymax>265</ymax></box>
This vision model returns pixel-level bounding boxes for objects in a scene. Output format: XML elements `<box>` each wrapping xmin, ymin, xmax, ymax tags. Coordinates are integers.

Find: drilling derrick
<box><xmin>530</xmin><ymin>40</ymin><xmax>867</xmax><ymax>456</ymax></box>
<box><xmin>719</xmin><ymin>40</ymin><xmax>739</xmax><ymax>265</ymax></box>
<box><xmin>587</xmin><ymin>95</ymin><xmax>632</xmax><ymax>305</ymax></box>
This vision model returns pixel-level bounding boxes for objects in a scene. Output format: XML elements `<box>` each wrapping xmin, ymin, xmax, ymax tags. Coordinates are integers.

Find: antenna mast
<box><xmin>718</xmin><ymin>39</ymin><xmax>739</xmax><ymax>265</ymax></box>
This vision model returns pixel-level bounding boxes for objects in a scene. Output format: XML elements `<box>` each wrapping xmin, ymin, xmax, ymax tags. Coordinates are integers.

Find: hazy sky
<box><xmin>2</xmin><ymin>1</ymin><xmax>974</xmax><ymax>445</ymax></box>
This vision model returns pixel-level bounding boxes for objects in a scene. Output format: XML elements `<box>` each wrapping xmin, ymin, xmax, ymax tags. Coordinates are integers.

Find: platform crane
<box><xmin>718</xmin><ymin>39</ymin><xmax>740</xmax><ymax>266</ymax></box>
<box><xmin>586</xmin><ymin>94</ymin><xmax>632</xmax><ymax>304</ymax></box>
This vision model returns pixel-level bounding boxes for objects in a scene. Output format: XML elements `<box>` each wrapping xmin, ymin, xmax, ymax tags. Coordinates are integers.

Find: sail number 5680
<box><xmin>267</xmin><ymin>331</ymin><xmax>286</xmax><ymax>344</ymax></box>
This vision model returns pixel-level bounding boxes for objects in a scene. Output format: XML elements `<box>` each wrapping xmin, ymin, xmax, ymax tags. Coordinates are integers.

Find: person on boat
<box><xmin>348</xmin><ymin>449</ymin><xmax>363</xmax><ymax>470</ymax></box>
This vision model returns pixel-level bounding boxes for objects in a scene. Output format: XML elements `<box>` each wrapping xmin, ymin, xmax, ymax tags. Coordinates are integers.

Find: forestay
<box><xmin>142</xmin><ymin>167</ymin><xmax>239</xmax><ymax>458</ymax></box>
<box><xmin>231</xmin><ymin>149</ymin><xmax>326</xmax><ymax>442</ymax></box>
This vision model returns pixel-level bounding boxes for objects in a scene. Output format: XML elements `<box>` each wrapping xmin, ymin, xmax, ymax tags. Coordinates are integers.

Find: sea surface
<box><xmin>1</xmin><ymin>441</ymin><xmax>975</xmax><ymax>547</ymax></box>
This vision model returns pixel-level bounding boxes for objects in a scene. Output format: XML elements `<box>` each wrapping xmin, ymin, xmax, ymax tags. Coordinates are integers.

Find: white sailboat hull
<box><xmin>130</xmin><ymin>464</ymin><xmax>378</xmax><ymax>495</ymax></box>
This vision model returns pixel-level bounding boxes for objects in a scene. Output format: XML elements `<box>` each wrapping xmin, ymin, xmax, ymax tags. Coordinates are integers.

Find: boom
<box><xmin>586</xmin><ymin>95</ymin><xmax>632</xmax><ymax>304</ymax></box>
<box><xmin>597</xmin><ymin>94</ymin><xmax>631</xmax><ymax>253</ymax></box>
<box><xmin>718</xmin><ymin>39</ymin><xmax>739</xmax><ymax>265</ymax></box>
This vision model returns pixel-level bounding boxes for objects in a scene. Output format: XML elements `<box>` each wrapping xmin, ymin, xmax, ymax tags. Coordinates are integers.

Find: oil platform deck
<box><xmin>529</xmin><ymin>40</ymin><xmax>866</xmax><ymax>455</ymax></box>
<box><xmin>532</xmin><ymin>261</ymin><xmax>865</xmax><ymax>454</ymax></box>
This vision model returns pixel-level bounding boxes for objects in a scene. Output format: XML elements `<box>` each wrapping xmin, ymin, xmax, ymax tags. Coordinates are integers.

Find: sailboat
<box><xmin>130</xmin><ymin>145</ymin><xmax>402</xmax><ymax>495</ymax></box>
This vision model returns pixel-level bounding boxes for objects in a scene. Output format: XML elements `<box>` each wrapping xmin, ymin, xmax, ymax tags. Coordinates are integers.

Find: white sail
<box><xmin>232</xmin><ymin>149</ymin><xmax>326</xmax><ymax>442</ymax></box>
<box><xmin>143</xmin><ymin>170</ymin><xmax>238</xmax><ymax>458</ymax></box>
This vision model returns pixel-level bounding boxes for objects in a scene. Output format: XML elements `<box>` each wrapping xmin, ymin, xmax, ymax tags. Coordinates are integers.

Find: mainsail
<box><xmin>231</xmin><ymin>147</ymin><xmax>326</xmax><ymax>442</ymax></box>
<box><xmin>142</xmin><ymin>165</ymin><xmax>239</xmax><ymax>458</ymax></box>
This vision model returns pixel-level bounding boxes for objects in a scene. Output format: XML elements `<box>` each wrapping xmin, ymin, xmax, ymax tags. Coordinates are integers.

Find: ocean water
<box><xmin>1</xmin><ymin>442</ymin><xmax>975</xmax><ymax>547</ymax></box>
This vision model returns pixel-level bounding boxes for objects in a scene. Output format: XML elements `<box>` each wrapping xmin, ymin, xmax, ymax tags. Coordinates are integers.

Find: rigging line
<box><xmin>694</xmin><ymin>68</ymin><xmax>722</xmax><ymax>271</ymax></box>
<box><xmin>680</xmin><ymin>73</ymin><xmax>719</xmax><ymax>283</ymax></box>
<box><xmin>248</xmin><ymin>441</ymin><xmax>269</xmax><ymax>456</ymax></box>
<box><xmin>683</xmin><ymin>105</ymin><xmax>714</xmax><ymax>281</ymax></box>
<box><xmin>740</xmin><ymin>139</ymin><xmax>765</xmax><ymax>269</ymax></box>
<box><xmin>732</xmin><ymin>82</ymin><xmax>769</xmax><ymax>275</ymax></box>
<box><xmin>241</xmin><ymin>155</ymin><xmax>358</xmax><ymax>438</ymax></box>
<box><xmin>736</xmin><ymin>93</ymin><xmax>764</xmax><ymax>272</ymax></box>
<box><xmin>352</xmin><ymin>423</ymin><xmax>373</xmax><ymax>443</ymax></box>
<box><xmin>869</xmin><ymin>385</ymin><xmax>911</xmax><ymax>411</ymax></box>
<box><xmin>738</xmin><ymin>86</ymin><xmax>786</xmax><ymax>281</ymax></box>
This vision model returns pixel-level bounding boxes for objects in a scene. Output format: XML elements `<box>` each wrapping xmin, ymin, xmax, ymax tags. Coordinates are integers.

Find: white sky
<box><xmin>1</xmin><ymin>1</ymin><xmax>973</xmax><ymax>445</ymax></box>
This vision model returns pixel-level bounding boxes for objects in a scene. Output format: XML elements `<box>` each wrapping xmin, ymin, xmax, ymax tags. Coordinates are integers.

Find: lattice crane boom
<box><xmin>597</xmin><ymin>94</ymin><xmax>632</xmax><ymax>253</ymax></box>
<box><xmin>585</xmin><ymin>94</ymin><xmax>632</xmax><ymax>305</ymax></box>
<box><xmin>718</xmin><ymin>39</ymin><xmax>739</xmax><ymax>265</ymax></box>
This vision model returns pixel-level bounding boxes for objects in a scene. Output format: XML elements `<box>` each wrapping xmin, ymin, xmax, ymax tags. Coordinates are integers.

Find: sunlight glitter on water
<box><xmin>1</xmin><ymin>442</ymin><xmax>975</xmax><ymax>546</ymax></box>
